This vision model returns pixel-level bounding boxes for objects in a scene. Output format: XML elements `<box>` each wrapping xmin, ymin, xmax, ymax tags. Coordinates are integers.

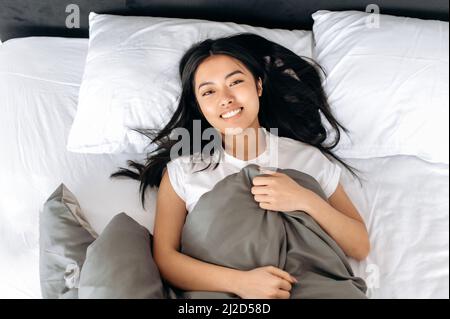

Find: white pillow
<box><xmin>313</xmin><ymin>10</ymin><xmax>449</xmax><ymax>164</ymax></box>
<box><xmin>67</xmin><ymin>13</ymin><xmax>313</xmax><ymax>154</ymax></box>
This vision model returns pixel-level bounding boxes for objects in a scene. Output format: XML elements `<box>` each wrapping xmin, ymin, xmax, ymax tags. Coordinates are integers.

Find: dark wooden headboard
<box><xmin>1</xmin><ymin>0</ymin><xmax>448</xmax><ymax>42</ymax></box>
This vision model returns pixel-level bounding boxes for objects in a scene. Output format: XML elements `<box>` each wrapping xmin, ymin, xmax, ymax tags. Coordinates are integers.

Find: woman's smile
<box><xmin>220</xmin><ymin>107</ymin><xmax>243</xmax><ymax>120</ymax></box>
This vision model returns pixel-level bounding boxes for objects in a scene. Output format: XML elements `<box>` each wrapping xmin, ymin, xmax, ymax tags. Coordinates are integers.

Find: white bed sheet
<box><xmin>0</xmin><ymin>37</ymin><xmax>448</xmax><ymax>299</ymax></box>
<box><xmin>0</xmin><ymin>37</ymin><xmax>155</xmax><ymax>298</ymax></box>
<box><xmin>341</xmin><ymin>156</ymin><xmax>449</xmax><ymax>298</ymax></box>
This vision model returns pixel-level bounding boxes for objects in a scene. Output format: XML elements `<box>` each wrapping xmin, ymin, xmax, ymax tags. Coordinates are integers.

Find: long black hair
<box><xmin>111</xmin><ymin>33</ymin><xmax>362</xmax><ymax>209</ymax></box>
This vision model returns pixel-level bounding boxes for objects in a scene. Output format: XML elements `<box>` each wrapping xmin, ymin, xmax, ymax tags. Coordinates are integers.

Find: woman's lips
<box><xmin>220</xmin><ymin>107</ymin><xmax>243</xmax><ymax>120</ymax></box>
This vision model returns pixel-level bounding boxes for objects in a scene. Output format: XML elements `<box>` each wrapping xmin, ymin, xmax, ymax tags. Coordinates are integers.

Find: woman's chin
<box><xmin>222</xmin><ymin>126</ymin><xmax>245</xmax><ymax>135</ymax></box>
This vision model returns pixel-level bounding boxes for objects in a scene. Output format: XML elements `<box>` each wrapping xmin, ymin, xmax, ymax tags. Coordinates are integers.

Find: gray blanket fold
<box><xmin>169</xmin><ymin>164</ymin><xmax>367</xmax><ymax>299</ymax></box>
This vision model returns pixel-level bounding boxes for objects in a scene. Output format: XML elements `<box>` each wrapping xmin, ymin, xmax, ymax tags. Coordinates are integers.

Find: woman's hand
<box><xmin>234</xmin><ymin>266</ymin><xmax>297</xmax><ymax>299</ymax></box>
<box><xmin>251</xmin><ymin>169</ymin><xmax>319</xmax><ymax>213</ymax></box>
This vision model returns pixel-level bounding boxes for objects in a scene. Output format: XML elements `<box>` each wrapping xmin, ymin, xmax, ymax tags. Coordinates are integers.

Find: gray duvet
<box><xmin>163</xmin><ymin>164</ymin><xmax>367</xmax><ymax>299</ymax></box>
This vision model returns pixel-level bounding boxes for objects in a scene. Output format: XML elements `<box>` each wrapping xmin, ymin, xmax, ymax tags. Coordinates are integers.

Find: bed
<box><xmin>0</xmin><ymin>0</ymin><xmax>448</xmax><ymax>299</ymax></box>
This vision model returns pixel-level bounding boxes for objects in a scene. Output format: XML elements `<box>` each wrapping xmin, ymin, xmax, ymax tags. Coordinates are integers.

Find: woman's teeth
<box><xmin>221</xmin><ymin>107</ymin><xmax>242</xmax><ymax>119</ymax></box>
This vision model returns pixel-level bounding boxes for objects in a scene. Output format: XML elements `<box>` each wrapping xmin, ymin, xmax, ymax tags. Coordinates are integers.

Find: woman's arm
<box><xmin>153</xmin><ymin>169</ymin><xmax>241</xmax><ymax>294</ymax></box>
<box><xmin>305</xmin><ymin>183</ymin><xmax>370</xmax><ymax>261</ymax></box>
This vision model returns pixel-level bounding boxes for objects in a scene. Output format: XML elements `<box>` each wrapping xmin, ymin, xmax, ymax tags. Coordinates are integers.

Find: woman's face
<box><xmin>193</xmin><ymin>54</ymin><xmax>262</xmax><ymax>135</ymax></box>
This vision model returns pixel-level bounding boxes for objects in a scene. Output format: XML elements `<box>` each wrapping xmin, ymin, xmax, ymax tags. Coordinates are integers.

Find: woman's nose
<box><xmin>220</xmin><ymin>91</ymin><xmax>234</xmax><ymax>107</ymax></box>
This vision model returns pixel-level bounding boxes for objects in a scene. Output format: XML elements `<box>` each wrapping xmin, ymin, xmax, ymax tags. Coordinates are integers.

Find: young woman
<box><xmin>112</xmin><ymin>33</ymin><xmax>370</xmax><ymax>299</ymax></box>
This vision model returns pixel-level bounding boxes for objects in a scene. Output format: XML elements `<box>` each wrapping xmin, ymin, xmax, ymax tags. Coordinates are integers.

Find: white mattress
<box><xmin>0</xmin><ymin>37</ymin><xmax>448</xmax><ymax>299</ymax></box>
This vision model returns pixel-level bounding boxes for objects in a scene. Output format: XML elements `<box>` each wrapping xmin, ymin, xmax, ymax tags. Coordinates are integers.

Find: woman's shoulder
<box><xmin>276</xmin><ymin>134</ymin><xmax>314</xmax><ymax>153</ymax></box>
<box><xmin>166</xmin><ymin>154</ymin><xmax>192</xmax><ymax>174</ymax></box>
<box><xmin>275</xmin><ymin>134</ymin><xmax>333</xmax><ymax>163</ymax></box>
<box><xmin>166</xmin><ymin>153</ymin><xmax>217</xmax><ymax>173</ymax></box>
<box><xmin>167</xmin><ymin>154</ymin><xmax>192</xmax><ymax>165</ymax></box>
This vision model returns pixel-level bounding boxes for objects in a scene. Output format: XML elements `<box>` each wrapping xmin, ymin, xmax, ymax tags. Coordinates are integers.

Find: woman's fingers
<box><xmin>267</xmin><ymin>266</ymin><xmax>297</xmax><ymax>284</ymax></box>
<box><xmin>251</xmin><ymin>185</ymin><xmax>271</xmax><ymax>195</ymax></box>
<box><xmin>277</xmin><ymin>279</ymin><xmax>293</xmax><ymax>291</ymax></box>
<box><xmin>253</xmin><ymin>194</ymin><xmax>270</xmax><ymax>203</ymax></box>
<box><xmin>276</xmin><ymin>290</ymin><xmax>291</xmax><ymax>299</ymax></box>
<box><xmin>252</xmin><ymin>176</ymin><xmax>274</xmax><ymax>186</ymax></box>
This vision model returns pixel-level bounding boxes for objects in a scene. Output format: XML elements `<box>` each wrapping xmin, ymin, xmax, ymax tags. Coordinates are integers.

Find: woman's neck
<box><xmin>221</xmin><ymin>126</ymin><xmax>266</xmax><ymax>161</ymax></box>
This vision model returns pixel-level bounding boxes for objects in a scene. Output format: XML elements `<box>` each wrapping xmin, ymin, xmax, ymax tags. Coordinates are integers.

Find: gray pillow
<box><xmin>39</xmin><ymin>183</ymin><xmax>98</xmax><ymax>299</ymax></box>
<box><xmin>78</xmin><ymin>213</ymin><xmax>166</xmax><ymax>299</ymax></box>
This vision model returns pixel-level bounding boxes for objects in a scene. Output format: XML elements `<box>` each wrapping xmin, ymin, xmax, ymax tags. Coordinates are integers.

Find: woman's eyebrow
<box><xmin>197</xmin><ymin>70</ymin><xmax>244</xmax><ymax>91</ymax></box>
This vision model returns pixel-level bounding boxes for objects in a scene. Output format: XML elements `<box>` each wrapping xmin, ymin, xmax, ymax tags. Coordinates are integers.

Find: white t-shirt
<box><xmin>166</xmin><ymin>127</ymin><xmax>341</xmax><ymax>213</ymax></box>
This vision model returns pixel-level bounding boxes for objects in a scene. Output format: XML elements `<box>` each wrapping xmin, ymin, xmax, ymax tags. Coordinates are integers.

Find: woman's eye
<box><xmin>201</xmin><ymin>80</ymin><xmax>242</xmax><ymax>96</ymax></box>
